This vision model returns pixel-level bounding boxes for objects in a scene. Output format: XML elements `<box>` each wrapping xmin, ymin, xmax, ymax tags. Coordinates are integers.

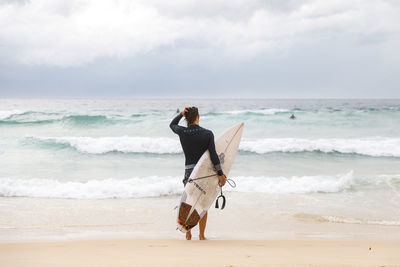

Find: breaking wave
<box><xmin>0</xmin><ymin>111</ymin><xmax>120</xmax><ymax>125</ymax></box>
<box><xmin>221</xmin><ymin>108</ymin><xmax>290</xmax><ymax>115</ymax></box>
<box><xmin>0</xmin><ymin>109</ymin><xmax>28</xmax><ymax>120</ymax></box>
<box><xmin>203</xmin><ymin>108</ymin><xmax>290</xmax><ymax>116</ymax></box>
<box><xmin>0</xmin><ymin>172</ymin><xmax>356</xmax><ymax>199</ymax></box>
<box><xmin>240</xmin><ymin>137</ymin><xmax>400</xmax><ymax>157</ymax></box>
<box><xmin>0</xmin><ymin>176</ymin><xmax>182</xmax><ymax>199</ymax></box>
<box><xmin>232</xmin><ymin>171</ymin><xmax>355</xmax><ymax>194</ymax></box>
<box><xmin>25</xmin><ymin>136</ymin><xmax>182</xmax><ymax>154</ymax></box>
<box><xmin>23</xmin><ymin>136</ymin><xmax>400</xmax><ymax>157</ymax></box>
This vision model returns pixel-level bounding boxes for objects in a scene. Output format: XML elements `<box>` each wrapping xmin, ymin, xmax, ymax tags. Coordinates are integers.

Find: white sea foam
<box><xmin>0</xmin><ymin>176</ymin><xmax>183</xmax><ymax>199</ymax></box>
<box><xmin>294</xmin><ymin>213</ymin><xmax>400</xmax><ymax>226</ymax></box>
<box><xmin>0</xmin><ymin>109</ymin><xmax>27</xmax><ymax>120</ymax></box>
<box><xmin>27</xmin><ymin>136</ymin><xmax>182</xmax><ymax>154</ymax></box>
<box><xmin>321</xmin><ymin>215</ymin><xmax>400</xmax><ymax>226</ymax></box>
<box><xmin>223</xmin><ymin>108</ymin><xmax>289</xmax><ymax>115</ymax></box>
<box><xmin>240</xmin><ymin>137</ymin><xmax>400</xmax><ymax>157</ymax></box>
<box><xmin>25</xmin><ymin>136</ymin><xmax>400</xmax><ymax>157</ymax></box>
<box><xmin>232</xmin><ymin>171</ymin><xmax>355</xmax><ymax>194</ymax></box>
<box><xmin>28</xmin><ymin>136</ymin><xmax>400</xmax><ymax>157</ymax></box>
<box><xmin>0</xmin><ymin>172</ymin><xmax>356</xmax><ymax>199</ymax></box>
<box><xmin>378</xmin><ymin>174</ymin><xmax>400</xmax><ymax>180</ymax></box>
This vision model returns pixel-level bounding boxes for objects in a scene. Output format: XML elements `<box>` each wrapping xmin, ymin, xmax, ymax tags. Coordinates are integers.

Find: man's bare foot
<box><xmin>199</xmin><ymin>235</ymin><xmax>207</xmax><ymax>240</ymax></box>
<box><xmin>186</xmin><ymin>231</ymin><xmax>192</xmax><ymax>240</ymax></box>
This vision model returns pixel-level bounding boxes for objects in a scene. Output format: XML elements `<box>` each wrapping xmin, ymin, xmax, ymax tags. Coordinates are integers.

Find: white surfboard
<box><xmin>177</xmin><ymin>122</ymin><xmax>244</xmax><ymax>232</ymax></box>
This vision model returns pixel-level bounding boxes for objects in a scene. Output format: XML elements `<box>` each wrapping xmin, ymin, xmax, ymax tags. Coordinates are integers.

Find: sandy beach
<box><xmin>1</xmin><ymin>239</ymin><xmax>399</xmax><ymax>267</ymax></box>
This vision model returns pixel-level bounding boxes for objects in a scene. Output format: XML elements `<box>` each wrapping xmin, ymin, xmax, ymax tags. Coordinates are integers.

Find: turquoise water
<box><xmin>0</xmin><ymin>98</ymin><xmax>400</xmax><ymax>240</ymax></box>
<box><xmin>0</xmin><ymin>99</ymin><xmax>399</xmax><ymax>200</ymax></box>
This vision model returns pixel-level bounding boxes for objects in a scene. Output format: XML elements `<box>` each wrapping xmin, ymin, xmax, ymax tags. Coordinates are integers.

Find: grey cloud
<box><xmin>0</xmin><ymin>0</ymin><xmax>399</xmax><ymax>98</ymax></box>
<box><xmin>1</xmin><ymin>0</ymin><xmax>399</xmax><ymax>66</ymax></box>
<box><xmin>1</xmin><ymin>35</ymin><xmax>399</xmax><ymax>98</ymax></box>
<box><xmin>148</xmin><ymin>0</ymin><xmax>306</xmax><ymax>20</ymax></box>
<box><xmin>0</xmin><ymin>0</ymin><xmax>29</xmax><ymax>5</ymax></box>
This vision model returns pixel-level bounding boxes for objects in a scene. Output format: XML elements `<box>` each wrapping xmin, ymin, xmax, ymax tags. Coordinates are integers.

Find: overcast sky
<box><xmin>0</xmin><ymin>0</ymin><xmax>399</xmax><ymax>98</ymax></box>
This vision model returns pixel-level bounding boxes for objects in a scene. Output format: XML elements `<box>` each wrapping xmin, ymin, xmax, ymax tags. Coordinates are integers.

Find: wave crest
<box><xmin>0</xmin><ymin>109</ymin><xmax>28</xmax><ymax>120</ymax></box>
<box><xmin>0</xmin><ymin>172</ymin><xmax>355</xmax><ymax>199</ymax></box>
<box><xmin>233</xmin><ymin>171</ymin><xmax>355</xmax><ymax>194</ymax></box>
<box><xmin>23</xmin><ymin>136</ymin><xmax>400</xmax><ymax>157</ymax></box>
<box><xmin>26</xmin><ymin>136</ymin><xmax>182</xmax><ymax>154</ymax></box>
<box><xmin>240</xmin><ymin>137</ymin><xmax>400</xmax><ymax>157</ymax></box>
<box><xmin>0</xmin><ymin>176</ymin><xmax>182</xmax><ymax>199</ymax></box>
<box><xmin>0</xmin><ymin>112</ymin><xmax>119</xmax><ymax>125</ymax></box>
<box><xmin>203</xmin><ymin>108</ymin><xmax>290</xmax><ymax>116</ymax></box>
<box><xmin>62</xmin><ymin>115</ymin><xmax>111</xmax><ymax>124</ymax></box>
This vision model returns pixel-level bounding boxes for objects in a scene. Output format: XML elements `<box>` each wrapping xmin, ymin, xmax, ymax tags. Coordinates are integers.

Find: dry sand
<box><xmin>1</xmin><ymin>239</ymin><xmax>399</xmax><ymax>267</ymax></box>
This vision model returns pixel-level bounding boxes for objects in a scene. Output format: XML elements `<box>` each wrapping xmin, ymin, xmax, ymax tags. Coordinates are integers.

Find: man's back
<box><xmin>175</xmin><ymin>124</ymin><xmax>213</xmax><ymax>166</ymax></box>
<box><xmin>169</xmin><ymin>113</ymin><xmax>222</xmax><ymax>174</ymax></box>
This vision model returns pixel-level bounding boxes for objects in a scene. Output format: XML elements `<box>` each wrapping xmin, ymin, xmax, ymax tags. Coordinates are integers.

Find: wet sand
<box><xmin>1</xmin><ymin>239</ymin><xmax>399</xmax><ymax>267</ymax></box>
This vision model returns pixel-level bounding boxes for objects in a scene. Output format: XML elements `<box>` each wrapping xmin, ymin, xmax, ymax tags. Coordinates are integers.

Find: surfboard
<box><xmin>177</xmin><ymin>122</ymin><xmax>244</xmax><ymax>232</ymax></box>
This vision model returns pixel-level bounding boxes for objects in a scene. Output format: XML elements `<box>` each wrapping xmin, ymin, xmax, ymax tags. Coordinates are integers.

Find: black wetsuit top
<box><xmin>170</xmin><ymin>114</ymin><xmax>223</xmax><ymax>176</ymax></box>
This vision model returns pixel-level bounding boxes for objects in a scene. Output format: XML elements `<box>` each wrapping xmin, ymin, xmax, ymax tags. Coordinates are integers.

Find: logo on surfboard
<box><xmin>189</xmin><ymin>180</ymin><xmax>206</xmax><ymax>195</ymax></box>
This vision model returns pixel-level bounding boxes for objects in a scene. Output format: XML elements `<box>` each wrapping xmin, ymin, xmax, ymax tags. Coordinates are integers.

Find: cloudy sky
<box><xmin>0</xmin><ymin>0</ymin><xmax>399</xmax><ymax>98</ymax></box>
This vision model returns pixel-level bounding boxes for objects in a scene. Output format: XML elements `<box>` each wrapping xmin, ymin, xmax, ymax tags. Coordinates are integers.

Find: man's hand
<box><xmin>181</xmin><ymin>107</ymin><xmax>190</xmax><ymax>116</ymax></box>
<box><xmin>218</xmin><ymin>174</ymin><xmax>227</xmax><ymax>186</ymax></box>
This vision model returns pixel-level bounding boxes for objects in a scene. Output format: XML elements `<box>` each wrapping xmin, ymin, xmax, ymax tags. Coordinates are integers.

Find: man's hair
<box><xmin>184</xmin><ymin>107</ymin><xmax>199</xmax><ymax>126</ymax></box>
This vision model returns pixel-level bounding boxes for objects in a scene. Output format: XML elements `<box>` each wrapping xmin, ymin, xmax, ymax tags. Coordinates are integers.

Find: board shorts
<box><xmin>183</xmin><ymin>168</ymin><xmax>194</xmax><ymax>186</ymax></box>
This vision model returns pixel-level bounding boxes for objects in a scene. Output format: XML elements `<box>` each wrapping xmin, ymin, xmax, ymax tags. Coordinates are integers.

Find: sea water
<box><xmin>0</xmin><ymin>99</ymin><xmax>399</xmax><ymax>240</ymax></box>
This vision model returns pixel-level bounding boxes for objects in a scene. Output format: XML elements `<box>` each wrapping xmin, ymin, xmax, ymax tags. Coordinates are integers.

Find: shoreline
<box><xmin>1</xmin><ymin>238</ymin><xmax>399</xmax><ymax>267</ymax></box>
<box><xmin>2</xmin><ymin>195</ymin><xmax>400</xmax><ymax>243</ymax></box>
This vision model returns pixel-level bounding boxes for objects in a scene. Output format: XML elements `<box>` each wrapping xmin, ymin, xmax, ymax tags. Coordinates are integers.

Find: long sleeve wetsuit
<box><xmin>170</xmin><ymin>114</ymin><xmax>224</xmax><ymax>176</ymax></box>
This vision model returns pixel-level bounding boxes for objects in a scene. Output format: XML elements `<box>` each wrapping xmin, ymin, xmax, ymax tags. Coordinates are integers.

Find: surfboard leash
<box><xmin>188</xmin><ymin>173</ymin><xmax>236</xmax><ymax>210</ymax></box>
<box><xmin>188</xmin><ymin>173</ymin><xmax>217</xmax><ymax>182</ymax></box>
<box><xmin>188</xmin><ymin>174</ymin><xmax>236</xmax><ymax>210</ymax></box>
<box><xmin>215</xmin><ymin>178</ymin><xmax>235</xmax><ymax>210</ymax></box>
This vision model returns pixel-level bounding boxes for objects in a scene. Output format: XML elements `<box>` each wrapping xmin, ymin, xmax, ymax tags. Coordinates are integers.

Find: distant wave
<box><xmin>0</xmin><ymin>119</ymin><xmax>55</xmax><ymax>125</ymax></box>
<box><xmin>0</xmin><ymin>172</ymin><xmax>355</xmax><ymax>199</ymax></box>
<box><xmin>130</xmin><ymin>113</ymin><xmax>148</xmax><ymax>118</ymax></box>
<box><xmin>1</xmin><ymin>106</ymin><xmax>398</xmax><ymax>124</ymax></box>
<box><xmin>203</xmin><ymin>107</ymin><xmax>400</xmax><ymax>116</ymax></box>
<box><xmin>241</xmin><ymin>137</ymin><xmax>400</xmax><ymax>157</ymax></box>
<box><xmin>61</xmin><ymin>115</ymin><xmax>113</xmax><ymax>125</ymax></box>
<box><xmin>203</xmin><ymin>108</ymin><xmax>290</xmax><ymax>116</ymax></box>
<box><xmin>0</xmin><ymin>109</ymin><xmax>28</xmax><ymax>120</ymax></box>
<box><xmin>0</xmin><ymin>110</ymin><xmax>57</xmax><ymax>124</ymax></box>
<box><xmin>0</xmin><ymin>113</ymin><xmax>120</xmax><ymax>125</ymax></box>
<box><xmin>23</xmin><ymin>136</ymin><xmax>400</xmax><ymax>157</ymax></box>
<box><xmin>223</xmin><ymin>108</ymin><xmax>290</xmax><ymax>115</ymax></box>
<box><xmin>294</xmin><ymin>213</ymin><xmax>400</xmax><ymax>226</ymax></box>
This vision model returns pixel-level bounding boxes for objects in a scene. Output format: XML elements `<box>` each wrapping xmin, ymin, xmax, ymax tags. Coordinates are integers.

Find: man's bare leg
<box><xmin>186</xmin><ymin>230</ymin><xmax>192</xmax><ymax>240</ymax></box>
<box><xmin>199</xmin><ymin>212</ymin><xmax>207</xmax><ymax>240</ymax></box>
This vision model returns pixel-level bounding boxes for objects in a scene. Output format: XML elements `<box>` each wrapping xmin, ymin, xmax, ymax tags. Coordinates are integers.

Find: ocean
<box><xmin>1</xmin><ymin>98</ymin><xmax>399</xmax><ymax>240</ymax></box>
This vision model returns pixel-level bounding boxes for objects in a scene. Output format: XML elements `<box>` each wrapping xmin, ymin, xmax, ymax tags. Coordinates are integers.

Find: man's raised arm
<box><xmin>170</xmin><ymin>113</ymin><xmax>184</xmax><ymax>134</ymax></box>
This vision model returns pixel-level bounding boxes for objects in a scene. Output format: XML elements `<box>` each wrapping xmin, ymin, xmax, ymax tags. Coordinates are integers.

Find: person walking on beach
<box><xmin>170</xmin><ymin>106</ymin><xmax>226</xmax><ymax>240</ymax></box>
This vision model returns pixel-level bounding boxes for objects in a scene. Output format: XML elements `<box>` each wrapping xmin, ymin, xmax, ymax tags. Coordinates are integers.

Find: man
<box><xmin>170</xmin><ymin>106</ymin><xmax>226</xmax><ymax>240</ymax></box>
